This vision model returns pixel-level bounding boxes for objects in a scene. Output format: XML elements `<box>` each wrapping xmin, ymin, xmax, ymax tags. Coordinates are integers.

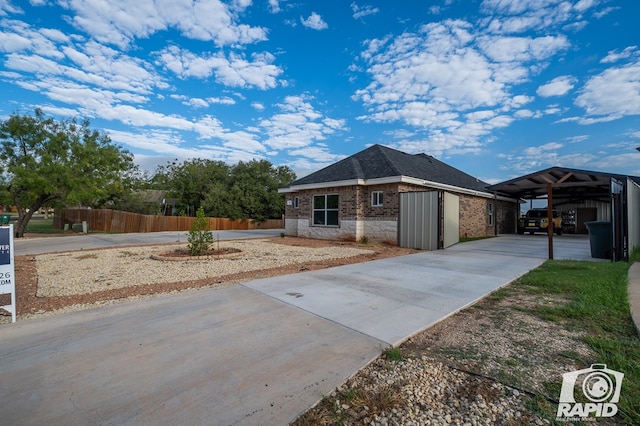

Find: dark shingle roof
<box><xmin>288</xmin><ymin>144</ymin><xmax>490</xmax><ymax>193</ymax></box>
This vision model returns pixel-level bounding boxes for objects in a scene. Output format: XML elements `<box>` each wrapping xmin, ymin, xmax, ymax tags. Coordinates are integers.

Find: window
<box><xmin>488</xmin><ymin>203</ymin><xmax>494</xmax><ymax>226</ymax></box>
<box><xmin>371</xmin><ymin>191</ymin><xmax>383</xmax><ymax>207</ymax></box>
<box><xmin>313</xmin><ymin>194</ymin><xmax>339</xmax><ymax>226</ymax></box>
<box><xmin>293</xmin><ymin>196</ymin><xmax>299</xmax><ymax>209</ymax></box>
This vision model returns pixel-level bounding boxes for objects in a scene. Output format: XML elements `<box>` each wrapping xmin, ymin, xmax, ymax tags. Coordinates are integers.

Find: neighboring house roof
<box><xmin>135</xmin><ymin>190</ymin><xmax>166</xmax><ymax>204</ymax></box>
<box><xmin>282</xmin><ymin>144</ymin><xmax>492</xmax><ymax>195</ymax></box>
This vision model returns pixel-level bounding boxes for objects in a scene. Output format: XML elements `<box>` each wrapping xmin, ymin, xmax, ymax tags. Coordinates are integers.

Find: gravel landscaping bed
<box><xmin>35</xmin><ymin>239</ymin><xmax>372</xmax><ymax>297</ymax></box>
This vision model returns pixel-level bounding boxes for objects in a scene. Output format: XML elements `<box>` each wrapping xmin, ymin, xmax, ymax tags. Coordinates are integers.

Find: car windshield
<box><xmin>525</xmin><ymin>210</ymin><xmax>559</xmax><ymax>218</ymax></box>
<box><xmin>526</xmin><ymin>210</ymin><xmax>545</xmax><ymax>218</ymax></box>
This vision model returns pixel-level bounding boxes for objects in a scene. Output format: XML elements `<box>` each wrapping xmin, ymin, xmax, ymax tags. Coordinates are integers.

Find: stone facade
<box><xmin>284</xmin><ymin>183</ymin><xmax>517</xmax><ymax>244</ymax></box>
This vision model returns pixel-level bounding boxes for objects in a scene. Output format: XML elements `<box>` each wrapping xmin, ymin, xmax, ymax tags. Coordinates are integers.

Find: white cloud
<box><xmin>593</xmin><ymin>6</ymin><xmax>618</xmax><ymax>19</ymax></box>
<box><xmin>60</xmin><ymin>0</ymin><xmax>268</xmax><ymax>49</ymax></box>
<box><xmin>301</xmin><ymin>12</ymin><xmax>328</xmax><ymax>30</ymax></box>
<box><xmin>574</xmin><ymin>0</ymin><xmax>598</xmax><ymax>13</ymax></box>
<box><xmin>268</xmin><ymin>0</ymin><xmax>280</xmax><ymax>13</ymax></box>
<box><xmin>481</xmin><ymin>0</ymin><xmax>578</xmax><ymax>34</ymax></box>
<box><xmin>260</xmin><ymin>95</ymin><xmax>346</xmax><ymax>150</ymax></box>
<box><xmin>0</xmin><ymin>0</ymin><xmax>23</xmax><ymax>16</ymax></box>
<box><xmin>353</xmin><ymin>18</ymin><xmax>568</xmax><ymax>153</ymax></box>
<box><xmin>109</xmin><ymin>128</ymin><xmax>261</xmax><ymax>169</ymax></box>
<box><xmin>575</xmin><ymin>59</ymin><xmax>640</xmax><ymax>120</ymax></box>
<box><xmin>155</xmin><ymin>46</ymin><xmax>283</xmax><ymax>89</ymax></box>
<box><xmin>566</xmin><ymin>135</ymin><xmax>588</xmax><ymax>143</ymax></box>
<box><xmin>478</xmin><ymin>34</ymin><xmax>569</xmax><ymax>63</ymax></box>
<box><xmin>351</xmin><ymin>3</ymin><xmax>379</xmax><ymax>19</ymax></box>
<box><xmin>537</xmin><ymin>75</ymin><xmax>577</xmax><ymax>97</ymax></box>
<box><xmin>288</xmin><ymin>145</ymin><xmax>345</xmax><ymax>162</ymax></box>
<box><xmin>601</xmin><ymin>46</ymin><xmax>638</xmax><ymax>63</ymax></box>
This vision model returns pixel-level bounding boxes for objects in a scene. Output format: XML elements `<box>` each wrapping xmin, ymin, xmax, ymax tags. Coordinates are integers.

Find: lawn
<box><xmin>516</xmin><ymin>255</ymin><xmax>640</xmax><ymax>424</ymax></box>
<box><xmin>23</xmin><ymin>217</ymin><xmax>67</xmax><ymax>234</ymax></box>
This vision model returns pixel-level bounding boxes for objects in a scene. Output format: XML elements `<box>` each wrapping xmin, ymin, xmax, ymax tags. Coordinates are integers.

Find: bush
<box><xmin>187</xmin><ymin>207</ymin><xmax>214</xmax><ymax>256</ymax></box>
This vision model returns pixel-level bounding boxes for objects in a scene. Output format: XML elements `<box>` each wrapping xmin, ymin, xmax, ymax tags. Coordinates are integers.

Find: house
<box><xmin>279</xmin><ymin>144</ymin><xmax>518</xmax><ymax>249</ymax></box>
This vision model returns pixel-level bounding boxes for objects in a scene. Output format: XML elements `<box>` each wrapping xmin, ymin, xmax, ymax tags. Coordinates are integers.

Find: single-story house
<box><xmin>279</xmin><ymin>144</ymin><xmax>518</xmax><ymax>249</ymax></box>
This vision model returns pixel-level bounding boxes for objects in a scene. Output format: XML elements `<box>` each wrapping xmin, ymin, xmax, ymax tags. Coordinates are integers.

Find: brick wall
<box><xmin>285</xmin><ymin>185</ymin><xmax>518</xmax><ymax>241</ymax></box>
<box><xmin>459</xmin><ymin>195</ymin><xmax>518</xmax><ymax>238</ymax></box>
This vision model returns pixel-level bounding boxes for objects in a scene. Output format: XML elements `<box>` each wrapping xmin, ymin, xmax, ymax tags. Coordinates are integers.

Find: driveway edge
<box><xmin>628</xmin><ymin>262</ymin><xmax>640</xmax><ymax>336</ymax></box>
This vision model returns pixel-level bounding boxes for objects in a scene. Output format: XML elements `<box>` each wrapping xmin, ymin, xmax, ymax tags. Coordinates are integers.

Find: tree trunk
<box><xmin>12</xmin><ymin>194</ymin><xmax>47</xmax><ymax>238</ymax></box>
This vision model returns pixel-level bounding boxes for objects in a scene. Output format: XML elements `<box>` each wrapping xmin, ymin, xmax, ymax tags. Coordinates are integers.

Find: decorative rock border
<box><xmin>150</xmin><ymin>248</ymin><xmax>243</xmax><ymax>262</ymax></box>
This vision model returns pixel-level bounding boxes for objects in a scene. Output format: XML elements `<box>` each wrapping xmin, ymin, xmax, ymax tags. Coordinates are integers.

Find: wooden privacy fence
<box><xmin>57</xmin><ymin>209</ymin><xmax>284</xmax><ymax>233</ymax></box>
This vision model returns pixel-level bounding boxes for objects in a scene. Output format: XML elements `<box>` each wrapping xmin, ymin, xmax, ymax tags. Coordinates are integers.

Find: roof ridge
<box><xmin>351</xmin><ymin>157</ymin><xmax>364</xmax><ymax>179</ymax></box>
<box><xmin>370</xmin><ymin>144</ymin><xmax>402</xmax><ymax>176</ymax></box>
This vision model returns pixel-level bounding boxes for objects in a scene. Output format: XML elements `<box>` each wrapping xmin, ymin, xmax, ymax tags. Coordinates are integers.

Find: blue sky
<box><xmin>1</xmin><ymin>0</ymin><xmax>639</xmax><ymax>183</ymax></box>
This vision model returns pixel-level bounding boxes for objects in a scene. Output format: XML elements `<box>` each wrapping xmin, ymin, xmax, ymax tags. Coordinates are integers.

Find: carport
<box><xmin>489</xmin><ymin>167</ymin><xmax>640</xmax><ymax>261</ymax></box>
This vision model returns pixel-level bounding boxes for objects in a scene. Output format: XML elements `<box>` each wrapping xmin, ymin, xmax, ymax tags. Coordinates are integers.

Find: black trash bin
<box><xmin>585</xmin><ymin>221</ymin><xmax>612</xmax><ymax>259</ymax></box>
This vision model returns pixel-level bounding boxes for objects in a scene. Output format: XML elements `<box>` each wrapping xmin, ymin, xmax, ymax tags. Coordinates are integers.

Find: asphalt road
<box><xmin>13</xmin><ymin>229</ymin><xmax>283</xmax><ymax>255</ymax></box>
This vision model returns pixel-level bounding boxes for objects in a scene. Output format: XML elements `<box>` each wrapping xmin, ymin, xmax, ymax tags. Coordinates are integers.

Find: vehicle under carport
<box><xmin>488</xmin><ymin>166</ymin><xmax>640</xmax><ymax>261</ymax></box>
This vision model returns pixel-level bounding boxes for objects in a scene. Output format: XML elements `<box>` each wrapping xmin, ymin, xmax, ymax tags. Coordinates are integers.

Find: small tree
<box><xmin>187</xmin><ymin>206</ymin><xmax>213</xmax><ymax>256</ymax></box>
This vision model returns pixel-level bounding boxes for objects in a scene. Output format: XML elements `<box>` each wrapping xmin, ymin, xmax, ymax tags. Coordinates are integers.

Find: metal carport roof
<box><xmin>487</xmin><ymin>166</ymin><xmax>636</xmax><ymax>203</ymax></box>
<box><xmin>488</xmin><ymin>167</ymin><xmax>640</xmax><ymax>261</ymax></box>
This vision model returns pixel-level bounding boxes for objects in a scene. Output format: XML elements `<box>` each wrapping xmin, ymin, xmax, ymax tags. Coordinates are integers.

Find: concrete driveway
<box><xmin>0</xmin><ymin>234</ymin><xmax>592</xmax><ymax>425</ymax></box>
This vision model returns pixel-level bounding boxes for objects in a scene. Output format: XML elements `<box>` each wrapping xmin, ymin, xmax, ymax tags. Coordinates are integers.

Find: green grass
<box><xmin>23</xmin><ymin>217</ymin><xmax>67</xmax><ymax>234</ymax></box>
<box><xmin>515</xmin><ymin>257</ymin><xmax>640</xmax><ymax>424</ymax></box>
<box><xmin>383</xmin><ymin>346</ymin><xmax>403</xmax><ymax>362</ymax></box>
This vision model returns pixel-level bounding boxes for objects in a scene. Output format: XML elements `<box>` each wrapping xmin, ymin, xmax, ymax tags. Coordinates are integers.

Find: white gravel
<box><xmin>333</xmin><ymin>356</ymin><xmax>549</xmax><ymax>426</ymax></box>
<box><xmin>36</xmin><ymin>239</ymin><xmax>372</xmax><ymax>297</ymax></box>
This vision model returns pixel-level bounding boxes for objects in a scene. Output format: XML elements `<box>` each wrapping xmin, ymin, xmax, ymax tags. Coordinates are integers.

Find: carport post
<box><xmin>547</xmin><ymin>182</ymin><xmax>554</xmax><ymax>260</ymax></box>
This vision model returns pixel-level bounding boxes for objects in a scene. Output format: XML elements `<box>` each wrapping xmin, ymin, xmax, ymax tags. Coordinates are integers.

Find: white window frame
<box><xmin>293</xmin><ymin>196</ymin><xmax>299</xmax><ymax>209</ymax></box>
<box><xmin>371</xmin><ymin>191</ymin><xmax>384</xmax><ymax>207</ymax></box>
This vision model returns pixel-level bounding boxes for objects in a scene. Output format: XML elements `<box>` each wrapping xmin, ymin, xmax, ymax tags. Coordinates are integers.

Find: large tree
<box><xmin>152</xmin><ymin>158</ymin><xmax>231</xmax><ymax>216</ymax></box>
<box><xmin>0</xmin><ymin>109</ymin><xmax>136</xmax><ymax>237</ymax></box>
<box><xmin>152</xmin><ymin>157</ymin><xmax>295</xmax><ymax>221</ymax></box>
<box><xmin>220</xmin><ymin>159</ymin><xmax>296</xmax><ymax>221</ymax></box>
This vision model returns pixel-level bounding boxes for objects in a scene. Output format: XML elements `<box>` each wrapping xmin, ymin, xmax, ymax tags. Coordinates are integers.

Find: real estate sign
<box><xmin>0</xmin><ymin>225</ymin><xmax>16</xmax><ymax>323</ymax></box>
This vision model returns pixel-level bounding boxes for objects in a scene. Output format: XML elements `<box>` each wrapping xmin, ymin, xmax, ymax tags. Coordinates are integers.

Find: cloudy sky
<box><xmin>1</xmin><ymin>0</ymin><xmax>639</xmax><ymax>182</ymax></box>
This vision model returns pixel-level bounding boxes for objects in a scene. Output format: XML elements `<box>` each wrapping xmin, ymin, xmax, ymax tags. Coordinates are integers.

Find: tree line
<box><xmin>129</xmin><ymin>157</ymin><xmax>296</xmax><ymax>222</ymax></box>
<box><xmin>0</xmin><ymin>110</ymin><xmax>296</xmax><ymax>237</ymax></box>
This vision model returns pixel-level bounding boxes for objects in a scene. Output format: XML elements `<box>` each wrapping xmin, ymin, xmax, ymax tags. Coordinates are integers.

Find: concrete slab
<box><xmin>246</xmin><ymin>246</ymin><xmax>546</xmax><ymax>346</ymax></box>
<box><xmin>0</xmin><ymin>285</ymin><xmax>383</xmax><ymax>425</ymax></box>
<box><xmin>453</xmin><ymin>233</ymin><xmax>596</xmax><ymax>261</ymax></box>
